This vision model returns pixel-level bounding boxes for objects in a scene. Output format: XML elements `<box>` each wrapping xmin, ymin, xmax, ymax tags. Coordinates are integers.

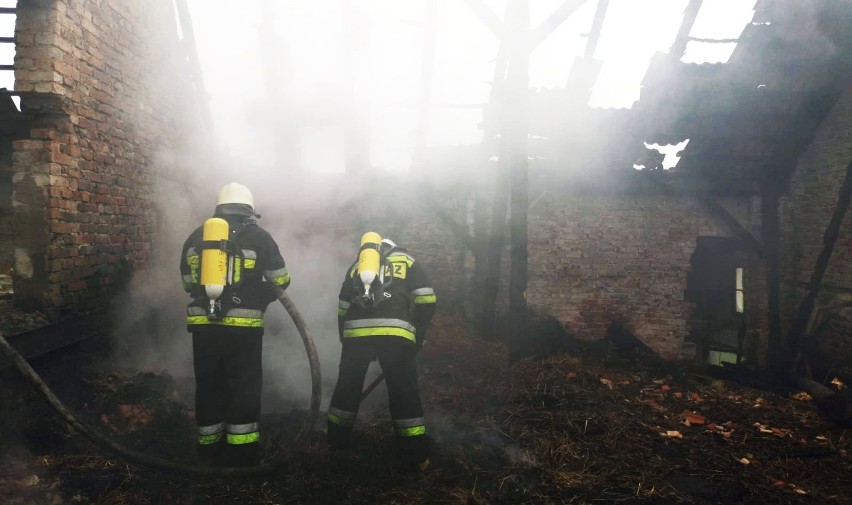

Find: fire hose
<box><xmin>0</xmin><ymin>290</ymin><xmax>321</xmax><ymax>476</ymax></box>
<box><xmin>360</xmin><ymin>372</ymin><xmax>386</xmax><ymax>401</ymax></box>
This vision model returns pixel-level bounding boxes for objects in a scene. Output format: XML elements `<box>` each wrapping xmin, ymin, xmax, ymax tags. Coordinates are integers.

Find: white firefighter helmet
<box><xmin>216</xmin><ymin>182</ymin><xmax>254</xmax><ymax>209</ymax></box>
<box><xmin>380</xmin><ymin>238</ymin><xmax>397</xmax><ymax>254</ymax></box>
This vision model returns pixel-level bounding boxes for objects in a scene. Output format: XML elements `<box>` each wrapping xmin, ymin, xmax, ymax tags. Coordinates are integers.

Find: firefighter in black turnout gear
<box><xmin>327</xmin><ymin>233</ymin><xmax>437</xmax><ymax>471</ymax></box>
<box><xmin>180</xmin><ymin>182</ymin><xmax>291</xmax><ymax>467</ymax></box>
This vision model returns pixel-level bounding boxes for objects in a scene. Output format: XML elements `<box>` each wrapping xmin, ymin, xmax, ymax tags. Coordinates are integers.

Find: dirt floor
<box><xmin>2</xmin><ymin>310</ymin><xmax>852</xmax><ymax>504</ymax></box>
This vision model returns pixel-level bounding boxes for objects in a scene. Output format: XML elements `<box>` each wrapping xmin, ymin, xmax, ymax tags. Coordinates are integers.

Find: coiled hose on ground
<box><xmin>0</xmin><ymin>290</ymin><xmax>322</xmax><ymax>476</ymax></box>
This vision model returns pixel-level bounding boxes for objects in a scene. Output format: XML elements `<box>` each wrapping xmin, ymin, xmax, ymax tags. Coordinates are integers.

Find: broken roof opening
<box><xmin>634</xmin><ymin>139</ymin><xmax>691</xmax><ymax>171</ymax></box>
<box><xmin>587</xmin><ymin>0</ymin><xmax>757</xmax><ymax>109</ymax></box>
<box><xmin>681</xmin><ymin>41</ymin><xmax>738</xmax><ymax>64</ymax></box>
<box><xmin>187</xmin><ymin>0</ymin><xmax>758</xmax><ymax>171</ymax></box>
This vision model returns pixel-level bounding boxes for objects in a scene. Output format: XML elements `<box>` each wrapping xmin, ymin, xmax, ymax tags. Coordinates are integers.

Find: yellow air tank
<box><xmin>358</xmin><ymin>231</ymin><xmax>382</xmax><ymax>299</ymax></box>
<box><xmin>201</xmin><ymin>217</ymin><xmax>229</xmax><ymax>319</ymax></box>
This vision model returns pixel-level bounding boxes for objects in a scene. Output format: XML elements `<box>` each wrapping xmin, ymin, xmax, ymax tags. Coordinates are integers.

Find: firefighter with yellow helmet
<box><xmin>327</xmin><ymin>232</ymin><xmax>437</xmax><ymax>471</ymax></box>
<box><xmin>179</xmin><ymin>182</ymin><xmax>290</xmax><ymax>467</ymax></box>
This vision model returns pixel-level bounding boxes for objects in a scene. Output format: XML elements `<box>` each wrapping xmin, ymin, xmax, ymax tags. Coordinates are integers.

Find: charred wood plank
<box><xmin>796</xmin><ymin>377</ymin><xmax>852</xmax><ymax>424</ymax></box>
<box><xmin>0</xmin><ymin>316</ymin><xmax>101</xmax><ymax>369</ymax></box>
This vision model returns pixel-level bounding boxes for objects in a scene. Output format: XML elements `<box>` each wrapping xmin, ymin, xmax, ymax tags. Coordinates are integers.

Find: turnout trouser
<box><xmin>327</xmin><ymin>336</ymin><xmax>428</xmax><ymax>464</ymax></box>
<box><xmin>192</xmin><ymin>325</ymin><xmax>263</xmax><ymax>466</ymax></box>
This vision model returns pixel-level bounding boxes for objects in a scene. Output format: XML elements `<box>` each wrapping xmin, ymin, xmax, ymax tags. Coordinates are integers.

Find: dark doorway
<box><xmin>686</xmin><ymin>236</ymin><xmax>746</xmax><ymax>365</ymax></box>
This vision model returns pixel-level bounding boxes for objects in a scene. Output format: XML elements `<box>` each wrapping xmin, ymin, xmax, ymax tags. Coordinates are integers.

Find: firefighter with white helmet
<box><xmin>327</xmin><ymin>232</ymin><xmax>437</xmax><ymax>471</ymax></box>
<box><xmin>179</xmin><ymin>182</ymin><xmax>291</xmax><ymax>467</ymax></box>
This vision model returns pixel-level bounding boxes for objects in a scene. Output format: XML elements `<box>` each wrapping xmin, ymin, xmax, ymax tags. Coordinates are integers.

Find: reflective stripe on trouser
<box><xmin>383</xmin><ymin>352</ymin><xmax>429</xmax><ymax>464</ymax></box>
<box><xmin>327</xmin><ymin>406</ymin><xmax>357</xmax><ymax>428</ymax></box>
<box><xmin>393</xmin><ymin>417</ymin><xmax>426</xmax><ymax>437</ymax></box>
<box><xmin>327</xmin><ymin>336</ymin><xmax>427</xmax><ymax>462</ymax></box>
<box><xmin>192</xmin><ymin>327</ymin><xmax>263</xmax><ymax>451</ymax></box>
<box><xmin>342</xmin><ymin>318</ymin><xmax>416</xmax><ymax>342</ymax></box>
<box><xmin>198</xmin><ymin>422</ymin><xmax>225</xmax><ymax>445</ymax></box>
<box><xmin>227</xmin><ymin>422</ymin><xmax>260</xmax><ymax>445</ymax></box>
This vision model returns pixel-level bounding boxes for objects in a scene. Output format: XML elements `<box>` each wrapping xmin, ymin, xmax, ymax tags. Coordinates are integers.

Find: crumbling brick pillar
<box><xmin>9</xmin><ymin>0</ymin><xmax>192</xmax><ymax>316</ymax></box>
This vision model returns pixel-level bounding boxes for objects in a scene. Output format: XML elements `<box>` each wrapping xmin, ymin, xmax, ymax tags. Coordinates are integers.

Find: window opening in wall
<box><xmin>685</xmin><ymin>236</ymin><xmax>746</xmax><ymax>366</ymax></box>
<box><xmin>735</xmin><ymin>267</ymin><xmax>744</xmax><ymax>313</ymax></box>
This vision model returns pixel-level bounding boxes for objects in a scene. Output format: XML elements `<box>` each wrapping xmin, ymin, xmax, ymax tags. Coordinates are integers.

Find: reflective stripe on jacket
<box><xmin>338</xmin><ymin>246</ymin><xmax>436</xmax><ymax>343</ymax></box>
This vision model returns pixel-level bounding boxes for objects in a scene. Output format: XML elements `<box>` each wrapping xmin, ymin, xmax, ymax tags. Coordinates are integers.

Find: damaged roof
<box><xmin>528</xmin><ymin>0</ymin><xmax>852</xmax><ymax>195</ymax></box>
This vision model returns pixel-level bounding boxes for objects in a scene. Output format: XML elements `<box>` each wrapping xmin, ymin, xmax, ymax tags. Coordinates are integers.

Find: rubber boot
<box><xmin>223</xmin><ymin>442</ymin><xmax>263</xmax><ymax>467</ymax></box>
<box><xmin>398</xmin><ymin>435</ymin><xmax>430</xmax><ymax>472</ymax></box>
<box><xmin>327</xmin><ymin>423</ymin><xmax>352</xmax><ymax>451</ymax></box>
<box><xmin>196</xmin><ymin>440</ymin><xmax>224</xmax><ymax>467</ymax></box>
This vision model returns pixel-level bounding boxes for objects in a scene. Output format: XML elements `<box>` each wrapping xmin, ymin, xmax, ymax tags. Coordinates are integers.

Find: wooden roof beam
<box><xmin>461</xmin><ymin>0</ymin><xmax>504</xmax><ymax>38</ymax></box>
<box><xmin>531</xmin><ymin>0</ymin><xmax>590</xmax><ymax>50</ymax></box>
<box><xmin>583</xmin><ymin>0</ymin><xmax>609</xmax><ymax>59</ymax></box>
<box><xmin>670</xmin><ymin>0</ymin><xmax>704</xmax><ymax>59</ymax></box>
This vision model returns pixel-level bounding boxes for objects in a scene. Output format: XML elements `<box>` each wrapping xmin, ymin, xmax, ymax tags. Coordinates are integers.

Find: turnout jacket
<box><xmin>181</xmin><ymin>214</ymin><xmax>290</xmax><ymax>330</ymax></box>
<box><xmin>338</xmin><ymin>245</ymin><xmax>437</xmax><ymax>344</ymax></box>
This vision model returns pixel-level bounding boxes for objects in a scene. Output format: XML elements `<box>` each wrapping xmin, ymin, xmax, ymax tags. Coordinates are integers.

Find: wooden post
<box><xmin>413</xmin><ymin>0</ymin><xmax>438</xmax><ymax>169</ymax></box>
<box><xmin>257</xmin><ymin>0</ymin><xmax>301</xmax><ymax>172</ymax></box>
<box><xmin>463</xmin><ymin>0</ymin><xmax>576</xmax><ymax>346</ymax></box>
<box><xmin>478</xmin><ymin>20</ymin><xmax>509</xmax><ymax>340</ymax></box>
<box><xmin>342</xmin><ymin>0</ymin><xmax>369</xmax><ymax>174</ymax></box>
<box><xmin>505</xmin><ymin>0</ymin><xmax>530</xmax><ymax>360</ymax></box>
<box><xmin>761</xmin><ymin>185</ymin><xmax>783</xmax><ymax>371</ymax></box>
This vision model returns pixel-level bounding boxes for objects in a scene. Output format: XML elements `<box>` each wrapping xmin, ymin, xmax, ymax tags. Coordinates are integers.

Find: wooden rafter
<box><xmin>670</xmin><ymin>0</ymin><xmax>704</xmax><ymax>58</ymax></box>
<box><xmin>414</xmin><ymin>0</ymin><xmax>438</xmax><ymax>161</ymax></box>
<box><xmin>531</xmin><ymin>0</ymin><xmax>590</xmax><ymax>49</ymax></box>
<box><xmin>461</xmin><ymin>0</ymin><xmax>503</xmax><ymax>37</ymax></box>
<box><xmin>583</xmin><ymin>0</ymin><xmax>609</xmax><ymax>59</ymax></box>
<box><xmin>696</xmin><ymin>195</ymin><xmax>765</xmax><ymax>258</ymax></box>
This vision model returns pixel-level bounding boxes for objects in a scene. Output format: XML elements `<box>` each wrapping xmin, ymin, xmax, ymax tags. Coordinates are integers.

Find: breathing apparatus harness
<box><xmin>351</xmin><ymin>233</ymin><xmax>394</xmax><ymax>309</ymax></box>
<box><xmin>199</xmin><ymin>216</ymin><xmax>254</xmax><ymax>320</ymax></box>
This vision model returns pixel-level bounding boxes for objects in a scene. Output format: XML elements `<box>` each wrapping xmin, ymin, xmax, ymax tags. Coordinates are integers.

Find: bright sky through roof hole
<box><xmin>184</xmin><ymin>0</ymin><xmax>756</xmax><ymax>172</ymax></box>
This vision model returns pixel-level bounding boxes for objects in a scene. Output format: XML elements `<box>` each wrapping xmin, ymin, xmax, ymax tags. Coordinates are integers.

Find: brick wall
<box><xmin>525</xmin><ymin>188</ymin><xmax>753</xmax><ymax>360</ymax></box>
<box><xmin>779</xmin><ymin>83</ymin><xmax>852</xmax><ymax>366</ymax></box>
<box><xmin>10</xmin><ymin>0</ymin><xmax>194</xmax><ymax>315</ymax></box>
<box><xmin>272</xmin><ymin>172</ymin><xmax>755</xmax><ymax>362</ymax></box>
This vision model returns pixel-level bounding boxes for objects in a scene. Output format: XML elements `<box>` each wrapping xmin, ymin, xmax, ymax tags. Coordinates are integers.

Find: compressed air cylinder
<box><xmin>201</xmin><ymin>217</ymin><xmax>229</xmax><ymax>301</ymax></box>
<box><xmin>358</xmin><ymin>231</ymin><xmax>382</xmax><ymax>294</ymax></box>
